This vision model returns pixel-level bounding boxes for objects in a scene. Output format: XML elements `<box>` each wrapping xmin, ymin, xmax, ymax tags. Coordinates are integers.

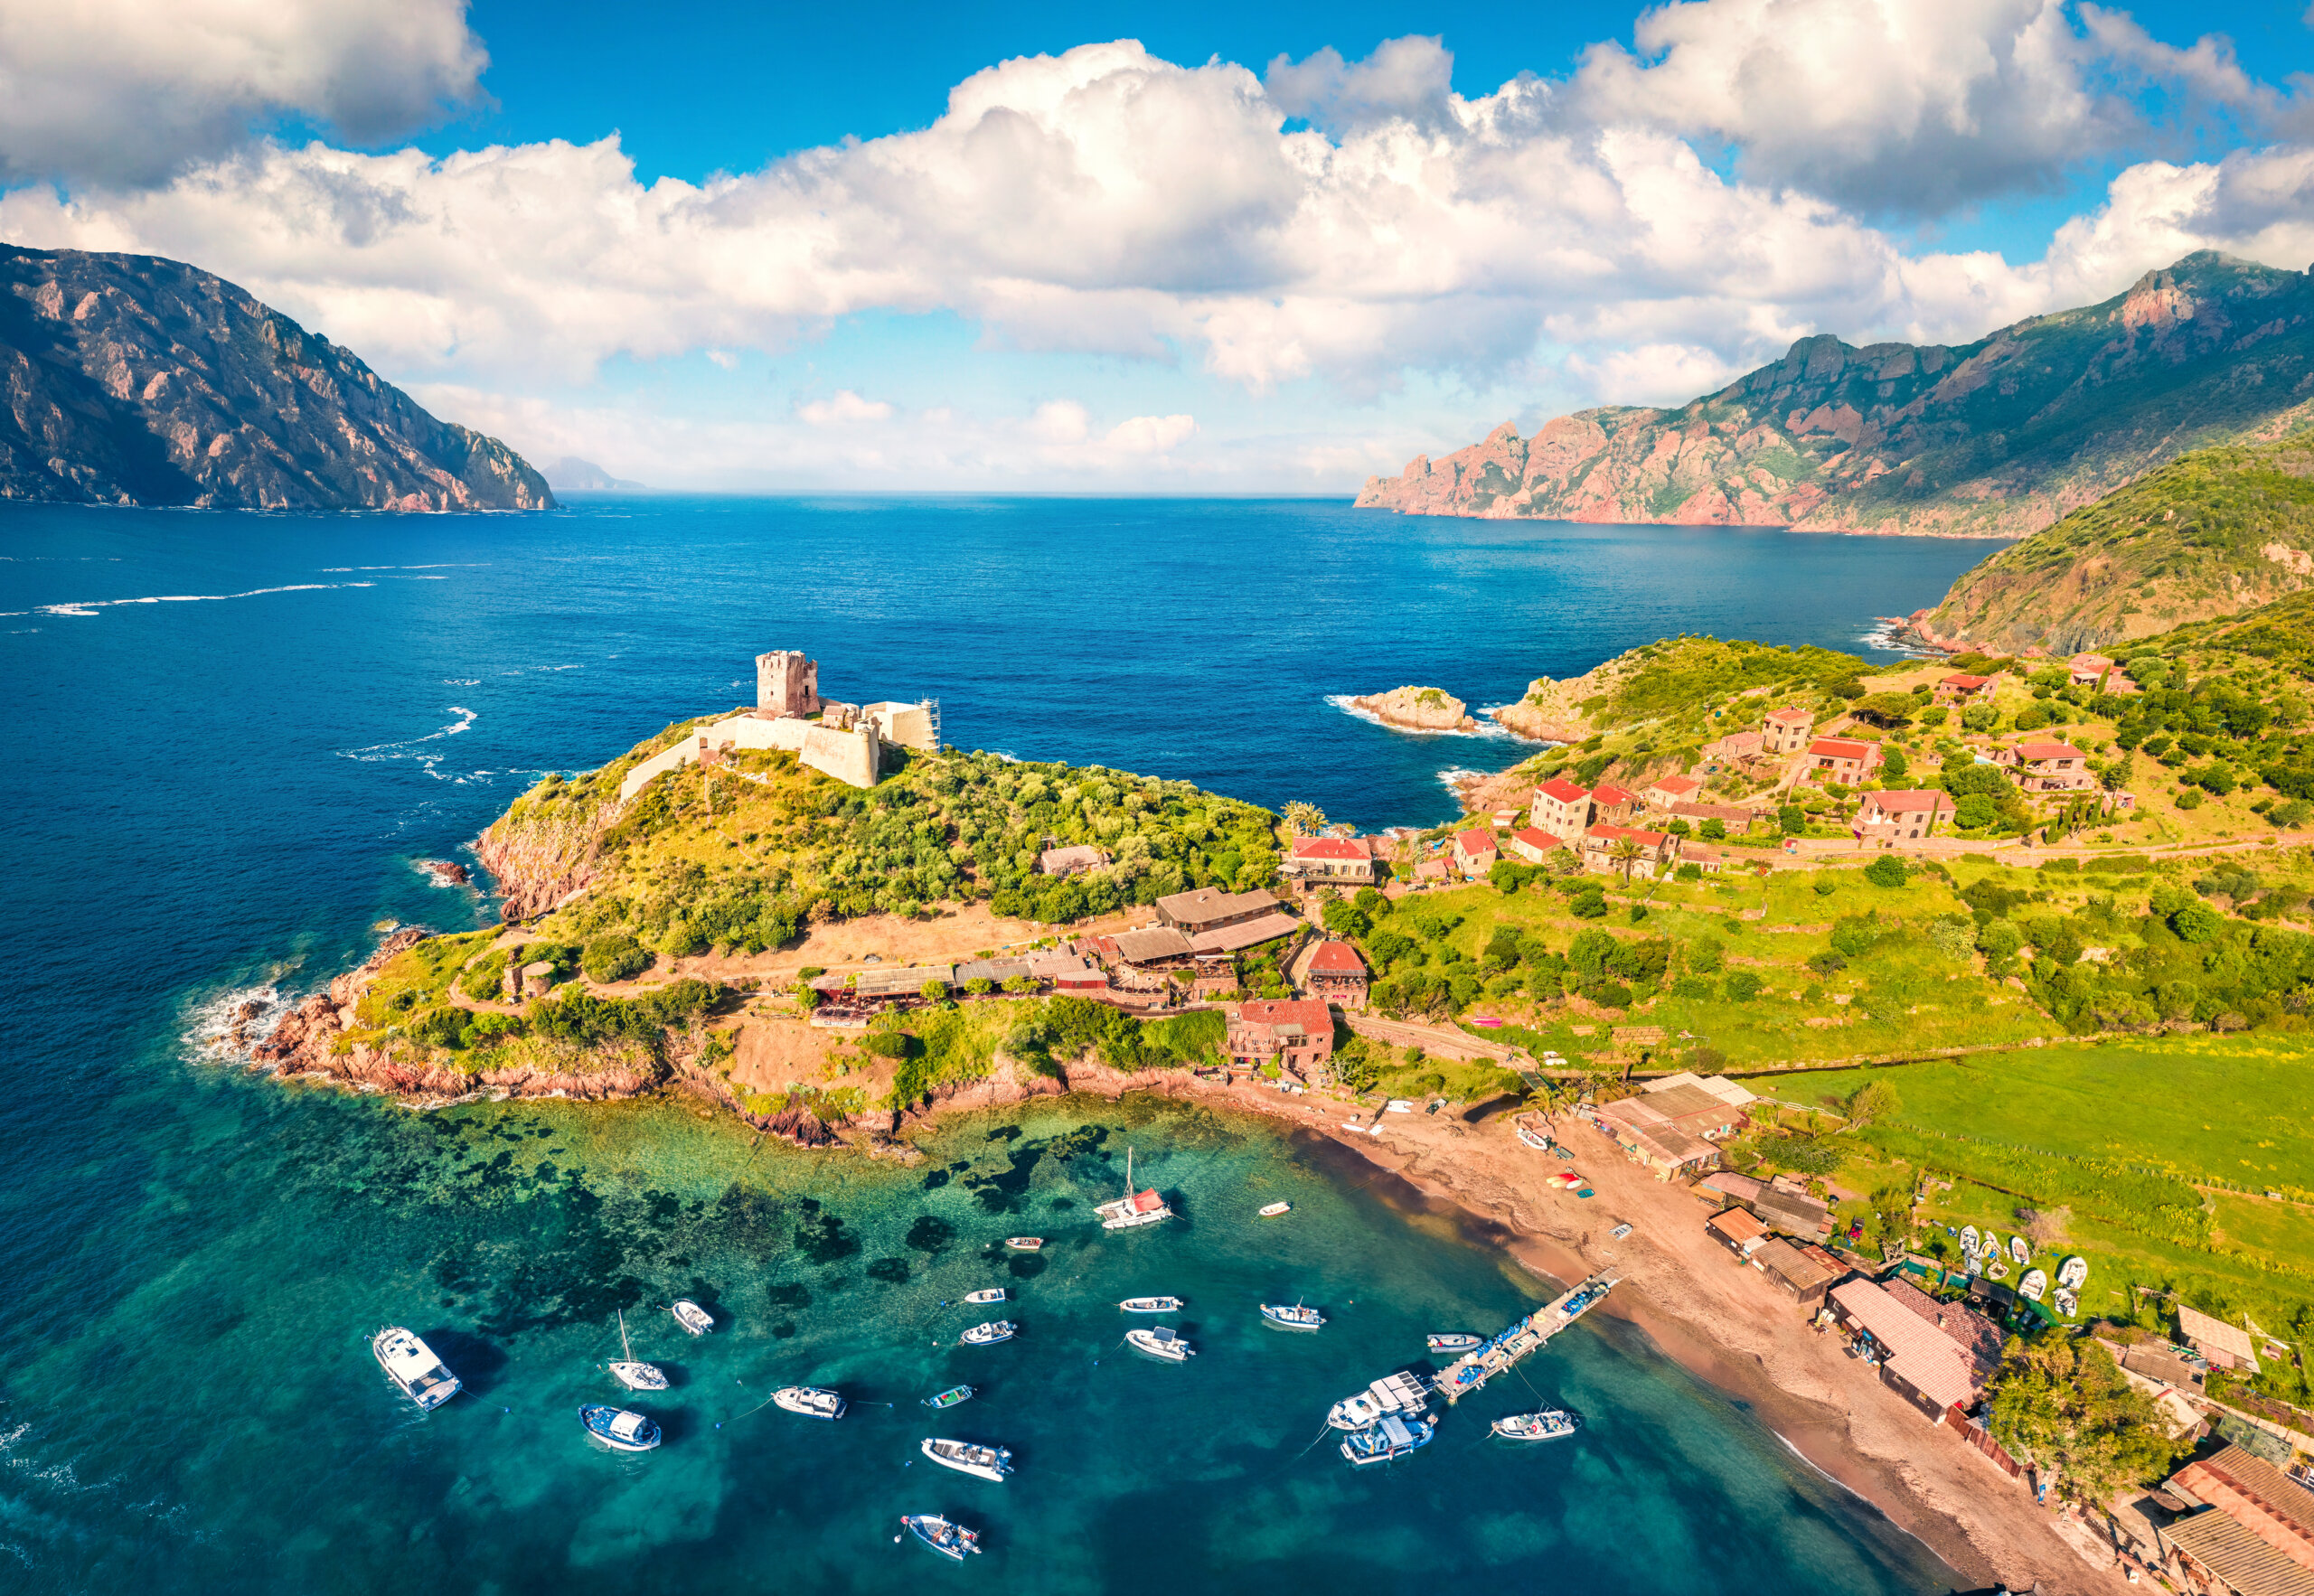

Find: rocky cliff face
<box><xmin>1350</xmin><ymin>685</ymin><xmax>1476</xmax><ymax>731</ymax></box>
<box><xmin>1359</xmin><ymin>251</ymin><xmax>2314</xmax><ymax>540</ymax></box>
<box><xmin>0</xmin><ymin>245</ymin><xmax>554</xmax><ymax>511</ymax></box>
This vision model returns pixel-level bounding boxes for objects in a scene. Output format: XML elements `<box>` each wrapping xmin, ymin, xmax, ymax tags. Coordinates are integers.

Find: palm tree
<box><xmin>1282</xmin><ymin>801</ymin><xmax>1327</xmax><ymax>838</ymax></box>
<box><xmin>1608</xmin><ymin>836</ymin><xmax>1643</xmax><ymax>883</ymax></box>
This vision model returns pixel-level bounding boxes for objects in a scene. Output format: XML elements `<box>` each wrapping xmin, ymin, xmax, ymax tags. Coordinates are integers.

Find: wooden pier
<box><xmin>1434</xmin><ymin>1272</ymin><xmax>1619</xmax><ymax>1404</ymax></box>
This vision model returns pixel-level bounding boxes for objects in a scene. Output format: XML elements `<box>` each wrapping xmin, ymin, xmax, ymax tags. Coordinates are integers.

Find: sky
<box><xmin>5</xmin><ymin>0</ymin><xmax>2314</xmax><ymax>493</ymax></box>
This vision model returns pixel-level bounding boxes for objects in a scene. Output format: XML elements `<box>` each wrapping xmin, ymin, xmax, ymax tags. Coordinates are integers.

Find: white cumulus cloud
<box><xmin>795</xmin><ymin>390</ymin><xmax>894</xmax><ymax>425</ymax></box>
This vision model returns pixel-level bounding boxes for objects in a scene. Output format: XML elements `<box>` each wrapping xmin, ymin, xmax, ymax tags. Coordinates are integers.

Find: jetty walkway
<box><xmin>1434</xmin><ymin>1272</ymin><xmax>1619</xmax><ymax>1405</ymax></box>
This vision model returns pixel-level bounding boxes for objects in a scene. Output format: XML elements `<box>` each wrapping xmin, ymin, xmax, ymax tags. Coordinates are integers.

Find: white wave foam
<box><xmin>181</xmin><ymin>973</ymin><xmax>296</xmax><ymax>1063</ymax></box>
<box><xmin>1855</xmin><ymin>620</ymin><xmax>1937</xmax><ymax>659</ymax></box>
<box><xmin>7</xmin><ymin>581</ymin><xmax>374</xmax><ymax>618</ymax></box>
<box><xmin>1435</xmin><ymin>766</ymin><xmax>1487</xmax><ymax>797</ymax></box>
<box><xmin>444</xmin><ymin>678</ymin><xmax>480</xmax><ymax>686</ymax></box>
<box><xmin>1326</xmin><ymin>693</ymin><xmax>1550</xmax><ymax>743</ymax></box>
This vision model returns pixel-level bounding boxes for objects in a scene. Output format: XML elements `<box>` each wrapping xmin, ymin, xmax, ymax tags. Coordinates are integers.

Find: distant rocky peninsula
<box><xmin>1350</xmin><ymin>685</ymin><xmax>1477</xmax><ymax>732</ymax></box>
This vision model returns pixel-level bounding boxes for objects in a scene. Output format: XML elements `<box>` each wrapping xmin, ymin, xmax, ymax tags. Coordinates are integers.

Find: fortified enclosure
<box><xmin>616</xmin><ymin>649</ymin><xmax>939</xmax><ymax>798</ymax></box>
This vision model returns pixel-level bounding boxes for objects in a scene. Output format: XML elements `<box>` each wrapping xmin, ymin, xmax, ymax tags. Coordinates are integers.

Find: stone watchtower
<box><xmin>756</xmin><ymin>650</ymin><xmax>820</xmax><ymax>719</ymax></box>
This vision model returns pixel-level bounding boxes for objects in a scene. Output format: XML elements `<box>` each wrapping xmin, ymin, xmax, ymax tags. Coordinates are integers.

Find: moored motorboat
<box><xmin>1427</xmin><ymin>1333</ymin><xmax>1482</xmax><ymax>1355</ymax></box>
<box><xmin>1258</xmin><ymin>1201</ymin><xmax>1292</xmax><ymax>1217</ymax></box>
<box><xmin>900</xmin><ymin>1513</ymin><xmax>983</xmax><ymax>1562</ymax></box>
<box><xmin>1118</xmin><ymin>1296</ymin><xmax>1183</xmax><ymax>1313</ymax></box>
<box><xmin>1095</xmin><ymin>1147</ymin><xmax>1173</xmax><ymax>1231</ymax></box>
<box><xmin>579</xmin><ymin>1404</ymin><xmax>661</xmax><ymax>1452</ymax></box>
<box><xmin>921</xmin><ymin>1436</ymin><xmax>1013</xmax><ymax>1481</ymax></box>
<box><xmin>373</xmin><ymin>1326</ymin><xmax>461</xmax><ymax>1411</ymax></box>
<box><xmin>1492</xmin><ymin>1408</ymin><xmax>1581</xmax><ymax>1441</ymax></box>
<box><xmin>672</xmin><ymin>1300</ymin><xmax>714</xmax><ymax>1337</ymax></box>
<box><xmin>1327</xmin><ymin>1371</ymin><xmax>1430</xmax><ymax>1431</ymax></box>
<box><xmin>1003</xmin><ymin>1236</ymin><xmax>1044</xmax><ymax>1252</ymax></box>
<box><xmin>960</xmin><ymin>1320</ymin><xmax>1016</xmax><ymax>1347</ymax></box>
<box><xmin>1260</xmin><ymin>1301</ymin><xmax>1324</xmax><ymax>1329</ymax></box>
<box><xmin>963</xmin><ymin>1287</ymin><xmax>1008</xmax><ymax>1305</ymax></box>
<box><xmin>772</xmin><ymin>1385</ymin><xmax>847</xmax><ymax>1420</ymax></box>
<box><xmin>923</xmin><ymin>1384</ymin><xmax>974</xmax><ymax>1410</ymax></box>
<box><xmin>1340</xmin><ymin>1413</ymin><xmax>1433</xmax><ymax>1467</ymax></box>
<box><xmin>607</xmin><ymin>1309</ymin><xmax>668</xmax><ymax>1392</ymax></box>
<box><xmin>1124</xmin><ymin>1326</ymin><xmax>1193</xmax><ymax>1362</ymax></box>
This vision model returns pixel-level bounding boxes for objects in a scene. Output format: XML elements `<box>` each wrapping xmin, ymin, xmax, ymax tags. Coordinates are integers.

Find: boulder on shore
<box><xmin>1351</xmin><ymin>685</ymin><xmax>1476</xmax><ymax>732</ymax></box>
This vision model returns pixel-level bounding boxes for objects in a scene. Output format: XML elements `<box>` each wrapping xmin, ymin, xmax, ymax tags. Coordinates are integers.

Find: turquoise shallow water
<box><xmin>0</xmin><ymin>498</ymin><xmax>1984</xmax><ymax>1592</ymax></box>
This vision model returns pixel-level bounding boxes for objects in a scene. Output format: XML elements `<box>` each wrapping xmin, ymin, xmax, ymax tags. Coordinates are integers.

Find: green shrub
<box><xmin>1806</xmin><ymin>950</ymin><xmax>1847</xmax><ymax>976</ymax></box>
<box><xmin>1830</xmin><ymin>915</ymin><xmax>1881</xmax><ymax>957</ymax></box>
<box><xmin>1863</xmin><ymin>855</ymin><xmax>1907</xmax><ymax>888</ymax></box>
<box><xmin>1671</xmin><ymin>974</ymin><xmax>1714</xmax><ymax>999</ymax></box>
<box><xmin>1722</xmin><ymin>971</ymin><xmax>1764</xmax><ymax>1001</ymax></box>
<box><xmin>582</xmin><ymin>934</ymin><xmax>653</xmax><ymax>984</ymax></box>
<box><xmin>459</xmin><ymin>950</ymin><xmax>510</xmax><ymax>1001</ymax></box>
<box><xmin>1954</xmin><ymin>793</ymin><xmax>1998</xmax><ymax>829</ymax></box>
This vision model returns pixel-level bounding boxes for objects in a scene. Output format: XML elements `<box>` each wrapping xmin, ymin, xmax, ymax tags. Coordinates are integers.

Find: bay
<box><xmin>0</xmin><ymin>497</ymin><xmax>1994</xmax><ymax>1592</ymax></box>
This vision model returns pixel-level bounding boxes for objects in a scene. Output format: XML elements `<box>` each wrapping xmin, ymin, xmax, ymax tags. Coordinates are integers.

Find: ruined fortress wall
<box><xmin>801</xmin><ymin>720</ymin><xmax>880</xmax><ymax>787</ymax></box>
<box><xmin>616</xmin><ymin>712</ymin><xmax>879</xmax><ymax>802</ymax></box>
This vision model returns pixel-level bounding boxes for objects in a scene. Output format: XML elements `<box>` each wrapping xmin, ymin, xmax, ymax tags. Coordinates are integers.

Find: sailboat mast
<box><xmin>619</xmin><ymin>1309</ymin><xmax>632</xmax><ymax>1361</ymax></box>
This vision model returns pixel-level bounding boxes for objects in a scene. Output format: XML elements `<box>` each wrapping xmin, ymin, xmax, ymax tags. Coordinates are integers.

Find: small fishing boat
<box><xmin>1118</xmin><ymin>1296</ymin><xmax>1183</xmax><ymax>1313</ymax></box>
<box><xmin>923</xmin><ymin>1385</ymin><xmax>975</xmax><ymax>1410</ymax></box>
<box><xmin>900</xmin><ymin>1513</ymin><xmax>983</xmax><ymax>1562</ymax></box>
<box><xmin>672</xmin><ymin>1300</ymin><xmax>714</xmax><ymax>1337</ymax></box>
<box><xmin>921</xmin><ymin>1437</ymin><xmax>1013</xmax><ymax>1482</ymax></box>
<box><xmin>1328</xmin><ymin>1371</ymin><xmax>1431</xmax><ymax>1431</ymax></box>
<box><xmin>2053</xmin><ymin>1286</ymin><xmax>2080</xmax><ymax>1319</ymax></box>
<box><xmin>2008</xmin><ymin>1235</ymin><xmax>2031</xmax><ymax>1265</ymax></box>
<box><xmin>1340</xmin><ymin>1413</ymin><xmax>1433</xmax><ymax>1467</ymax></box>
<box><xmin>1493</xmin><ymin>1409</ymin><xmax>1581</xmax><ymax>1441</ymax></box>
<box><xmin>2057</xmin><ymin>1254</ymin><xmax>2089</xmax><ymax>1291</ymax></box>
<box><xmin>2018</xmin><ymin>1268</ymin><xmax>2049</xmax><ymax>1303</ymax></box>
<box><xmin>1610</xmin><ymin>1222</ymin><xmax>1633</xmax><ymax>1240</ymax></box>
<box><xmin>579</xmin><ymin>1404</ymin><xmax>662</xmax><ymax>1452</ymax></box>
<box><xmin>1094</xmin><ymin>1147</ymin><xmax>1172</xmax><ymax>1231</ymax></box>
<box><xmin>607</xmin><ymin>1309</ymin><xmax>668</xmax><ymax>1392</ymax></box>
<box><xmin>960</xmin><ymin>1320</ymin><xmax>1016</xmax><ymax>1347</ymax></box>
<box><xmin>1002</xmin><ymin>1236</ymin><xmax>1044</xmax><ymax>1252</ymax></box>
<box><xmin>963</xmin><ymin>1288</ymin><xmax>1009</xmax><ymax>1305</ymax></box>
<box><xmin>1124</xmin><ymin>1326</ymin><xmax>1194</xmax><ymax>1362</ymax></box>
<box><xmin>1960</xmin><ymin>1224</ymin><xmax>1981</xmax><ymax>1257</ymax></box>
<box><xmin>772</xmin><ymin>1385</ymin><xmax>847</xmax><ymax>1421</ymax></box>
<box><xmin>1985</xmin><ymin>1255</ymin><xmax>2009</xmax><ymax>1281</ymax></box>
<box><xmin>1258</xmin><ymin>1201</ymin><xmax>1293</xmax><ymax>1217</ymax></box>
<box><xmin>1516</xmin><ymin>1121</ymin><xmax>1552</xmax><ymax>1152</ymax></box>
<box><xmin>1259</xmin><ymin>1301</ymin><xmax>1324</xmax><ymax>1329</ymax></box>
<box><xmin>373</xmin><ymin>1326</ymin><xmax>460</xmax><ymax>1411</ymax></box>
<box><xmin>1427</xmin><ymin>1333</ymin><xmax>1482</xmax><ymax>1355</ymax></box>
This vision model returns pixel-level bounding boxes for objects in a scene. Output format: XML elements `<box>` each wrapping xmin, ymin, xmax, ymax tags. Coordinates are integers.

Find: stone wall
<box><xmin>616</xmin><ymin>711</ymin><xmax>880</xmax><ymax>800</ymax></box>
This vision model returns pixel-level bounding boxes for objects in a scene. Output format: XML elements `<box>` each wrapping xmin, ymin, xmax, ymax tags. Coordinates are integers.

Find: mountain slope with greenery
<box><xmin>1358</xmin><ymin>251</ymin><xmax>2314</xmax><ymax>539</ymax></box>
<box><xmin>1923</xmin><ymin>431</ymin><xmax>2314</xmax><ymax>652</ymax></box>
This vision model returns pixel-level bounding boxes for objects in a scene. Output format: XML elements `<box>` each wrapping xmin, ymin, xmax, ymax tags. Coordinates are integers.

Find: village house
<box><xmin>1280</xmin><ymin>833</ymin><xmax>1378</xmax><ymax>886</ymax></box>
<box><xmin>1290</xmin><ymin>939</ymin><xmax>1369</xmax><ymax>1007</ymax></box>
<box><xmin>1594</xmin><ymin>1076</ymin><xmax>1749</xmax><ymax>1178</ymax></box>
<box><xmin>1503</xmin><ymin>826</ymin><xmax>1565</xmax><ymax>866</ymax></box>
<box><xmin>2178</xmin><ymin>1304</ymin><xmax>2262</xmax><ymax>1373</ymax></box>
<box><xmin>1156</xmin><ymin>887</ymin><xmax>1280</xmax><ymax>937</ymax></box>
<box><xmin>1995</xmin><ymin>740</ymin><xmax>2096</xmax><ymax>793</ymax></box>
<box><xmin>1751</xmin><ymin>1239</ymin><xmax>1840</xmax><ymax>1306</ymax></box>
<box><xmin>1932</xmin><ymin>671</ymin><xmax>2001</xmax><ymax>707</ymax></box>
<box><xmin>1707</xmin><ymin>1206</ymin><xmax>1770</xmax><ymax>1259</ymax></box>
<box><xmin>1751</xmin><ymin>1177</ymin><xmax>1834</xmax><ymax>1238</ymax></box>
<box><xmin>1413</xmin><ymin>857</ymin><xmax>1450</xmax><ymax>887</ymax></box>
<box><xmin>1853</xmin><ymin>788</ymin><xmax>1952</xmax><ymax>844</ymax></box>
<box><xmin>2068</xmin><ymin>652</ymin><xmax>2115</xmax><ymax>688</ymax></box>
<box><xmin>1578</xmin><ymin>822</ymin><xmax>1679</xmax><ymax>880</ymax></box>
<box><xmin>1037</xmin><ymin>843</ymin><xmax>1106</xmax><ymax>877</ymax></box>
<box><xmin>1762</xmin><ymin>706</ymin><xmax>1815</xmax><ymax>755</ymax></box>
<box><xmin>1828</xmin><ymin>1279</ymin><xmax>1985</xmax><ymax>1422</ymax></box>
<box><xmin>1530</xmin><ymin>776</ymin><xmax>1593</xmax><ymax>838</ymax></box>
<box><xmin>1805</xmin><ymin>737</ymin><xmax>1881</xmax><ymax>786</ymax></box>
<box><xmin>1883</xmin><ymin>1278</ymin><xmax>2003</xmax><ymax>1380</ymax></box>
<box><xmin>2154</xmin><ymin>1445</ymin><xmax>2314</xmax><ymax>1596</ymax></box>
<box><xmin>1669</xmin><ymin>799</ymin><xmax>1754</xmax><ymax>829</ymax></box>
<box><xmin>1452</xmin><ymin>827</ymin><xmax>1500</xmax><ymax>878</ymax></box>
<box><xmin>1590</xmin><ymin>782</ymin><xmax>1641</xmax><ymax>824</ymax></box>
<box><xmin>1226</xmin><ymin>998</ymin><xmax>1335</xmax><ymax>1078</ymax></box>
<box><xmin>1642</xmin><ymin>774</ymin><xmax>1703</xmax><ymax>811</ymax></box>
<box><xmin>1029</xmin><ymin>950</ymin><xmax>1111</xmax><ymax>995</ymax></box>
<box><xmin>1699</xmin><ymin>728</ymin><xmax>1764</xmax><ymax>767</ymax></box>
<box><xmin>1678</xmin><ymin>840</ymin><xmax>1730</xmax><ymax>874</ymax></box>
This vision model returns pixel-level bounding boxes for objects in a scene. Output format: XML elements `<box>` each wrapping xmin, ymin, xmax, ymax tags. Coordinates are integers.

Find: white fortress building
<box><xmin>617</xmin><ymin>650</ymin><xmax>940</xmax><ymax>801</ymax></box>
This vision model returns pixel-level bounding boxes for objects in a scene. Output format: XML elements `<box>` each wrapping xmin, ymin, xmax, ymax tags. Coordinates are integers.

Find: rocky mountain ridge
<box><xmin>1358</xmin><ymin>251</ymin><xmax>2314</xmax><ymax>540</ymax></box>
<box><xmin>0</xmin><ymin>245</ymin><xmax>553</xmax><ymax>510</ymax></box>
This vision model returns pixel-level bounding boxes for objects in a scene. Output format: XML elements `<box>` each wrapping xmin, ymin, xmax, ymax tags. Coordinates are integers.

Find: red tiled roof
<box><xmin>1866</xmin><ymin>789</ymin><xmax>1950</xmax><ymax>814</ymax></box>
<box><xmin>1764</xmin><ymin>706</ymin><xmax>1811</xmax><ymax>724</ymax></box>
<box><xmin>1306</xmin><ymin>941</ymin><xmax>1366</xmax><ymax>973</ymax></box>
<box><xmin>1535</xmin><ymin>777</ymin><xmax>1590</xmax><ymax>803</ymax></box>
<box><xmin>1456</xmin><ymin>828</ymin><xmax>1498</xmax><ymax>853</ymax></box>
<box><xmin>1290</xmin><ymin>835</ymin><xmax>1373</xmax><ymax>860</ymax></box>
<box><xmin>1810</xmin><ymin>737</ymin><xmax>1871</xmax><ymax>758</ymax></box>
<box><xmin>1649</xmin><ymin>775</ymin><xmax>1701</xmax><ymax>796</ymax></box>
<box><xmin>1940</xmin><ymin>673</ymin><xmax>1990</xmax><ymax>688</ymax></box>
<box><xmin>2015</xmin><ymin>741</ymin><xmax>2086</xmax><ymax>761</ymax></box>
<box><xmin>1511</xmin><ymin>827</ymin><xmax>1564</xmax><ymax>851</ymax></box>
<box><xmin>1235</xmin><ymin>998</ymin><xmax>1332</xmax><ymax>1034</ymax></box>
<box><xmin>1708</xmin><ymin>1207</ymin><xmax>1767</xmax><ymax>1244</ymax></box>
<box><xmin>1586</xmin><ymin>823</ymin><xmax>1670</xmax><ymax>847</ymax></box>
<box><xmin>1592</xmin><ymin>782</ymin><xmax>1639</xmax><ymax>804</ymax></box>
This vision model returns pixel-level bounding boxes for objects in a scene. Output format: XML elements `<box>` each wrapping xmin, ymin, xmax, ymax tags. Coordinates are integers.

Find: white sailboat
<box><xmin>1095</xmin><ymin>1147</ymin><xmax>1172</xmax><ymax>1231</ymax></box>
<box><xmin>608</xmin><ymin>1309</ymin><xmax>668</xmax><ymax>1392</ymax></box>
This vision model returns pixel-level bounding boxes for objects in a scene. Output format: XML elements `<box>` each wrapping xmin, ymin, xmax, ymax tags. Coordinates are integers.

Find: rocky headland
<box><xmin>1358</xmin><ymin>251</ymin><xmax>2314</xmax><ymax>540</ymax></box>
<box><xmin>0</xmin><ymin>244</ymin><xmax>553</xmax><ymax>511</ymax></box>
<box><xmin>1350</xmin><ymin>684</ymin><xmax>1477</xmax><ymax>732</ymax></box>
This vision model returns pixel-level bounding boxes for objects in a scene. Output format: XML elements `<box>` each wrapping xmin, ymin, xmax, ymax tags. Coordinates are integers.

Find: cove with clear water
<box><xmin>0</xmin><ymin>498</ymin><xmax>2000</xmax><ymax>1593</ymax></box>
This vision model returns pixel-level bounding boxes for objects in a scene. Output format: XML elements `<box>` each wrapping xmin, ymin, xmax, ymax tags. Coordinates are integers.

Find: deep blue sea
<box><xmin>0</xmin><ymin>497</ymin><xmax>1999</xmax><ymax>1594</ymax></box>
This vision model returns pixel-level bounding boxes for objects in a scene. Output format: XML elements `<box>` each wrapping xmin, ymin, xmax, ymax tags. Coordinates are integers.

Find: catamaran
<box><xmin>607</xmin><ymin>1309</ymin><xmax>668</xmax><ymax>1392</ymax></box>
<box><xmin>579</xmin><ymin>1404</ymin><xmax>662</xmax><ymax>1452</ymax></box>
<box><xmin>1095</xmin><ymin>1147</ymin><xmax>1172</xmax><ymax>1231</ymax></box>
<box><xmin>963</xmin><ymin>1288</ymin><xmax>1008</xmax><ymax>1305</ymax></box>
<box><xmin>1492</xmin><ymin>1409</ymin><xmax>1581</xmax><ymax>1441</ymax></box>
<box><xmin>1124</xmin><ymin>1326</ymin><xmax>1194</xmax><ymax>1362</ymax></box>
<box><xmin>1340</xmin><ymin>1413</ymin><xmax>1433</xmax><ymax>1467</ymax></box>
<box><xmin>373</xmin><ymin>1326</ymin><xmax>460</xmax><ymax>1411</ymax></box>
<box><xmin>772</xmin><ymin>1385</ymin><xmax>847</xmax><ymax>1420</ymax></box>
<box><xmin>921</xmin><ymin>1437</ymin><xmax>1013</xmax><ymax>1481</ymax></box>
<box><xmin>1260</xmin><ymin>1301</ymin><xmax>1324</xmax><ymax>1329</ymax></box>
<box><xmin>960</xmin><ymin>1320</ymin><xmax>1016</xmax><ymax>1347</ymax></box>
<box><xmin>1118</xmin><ymin>1296</ymin><xmax>1183</xmax><ymax>1313</ymax></box>
<box><xmin>900</xmin><ymin>1514</ymin><xmax>983</xmax><ymax>1562</ymax></box>
<box><xmin>672</xmin><ymin>1300</ymin><xmax>714</xmax><ymax>1337</ymax></box>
